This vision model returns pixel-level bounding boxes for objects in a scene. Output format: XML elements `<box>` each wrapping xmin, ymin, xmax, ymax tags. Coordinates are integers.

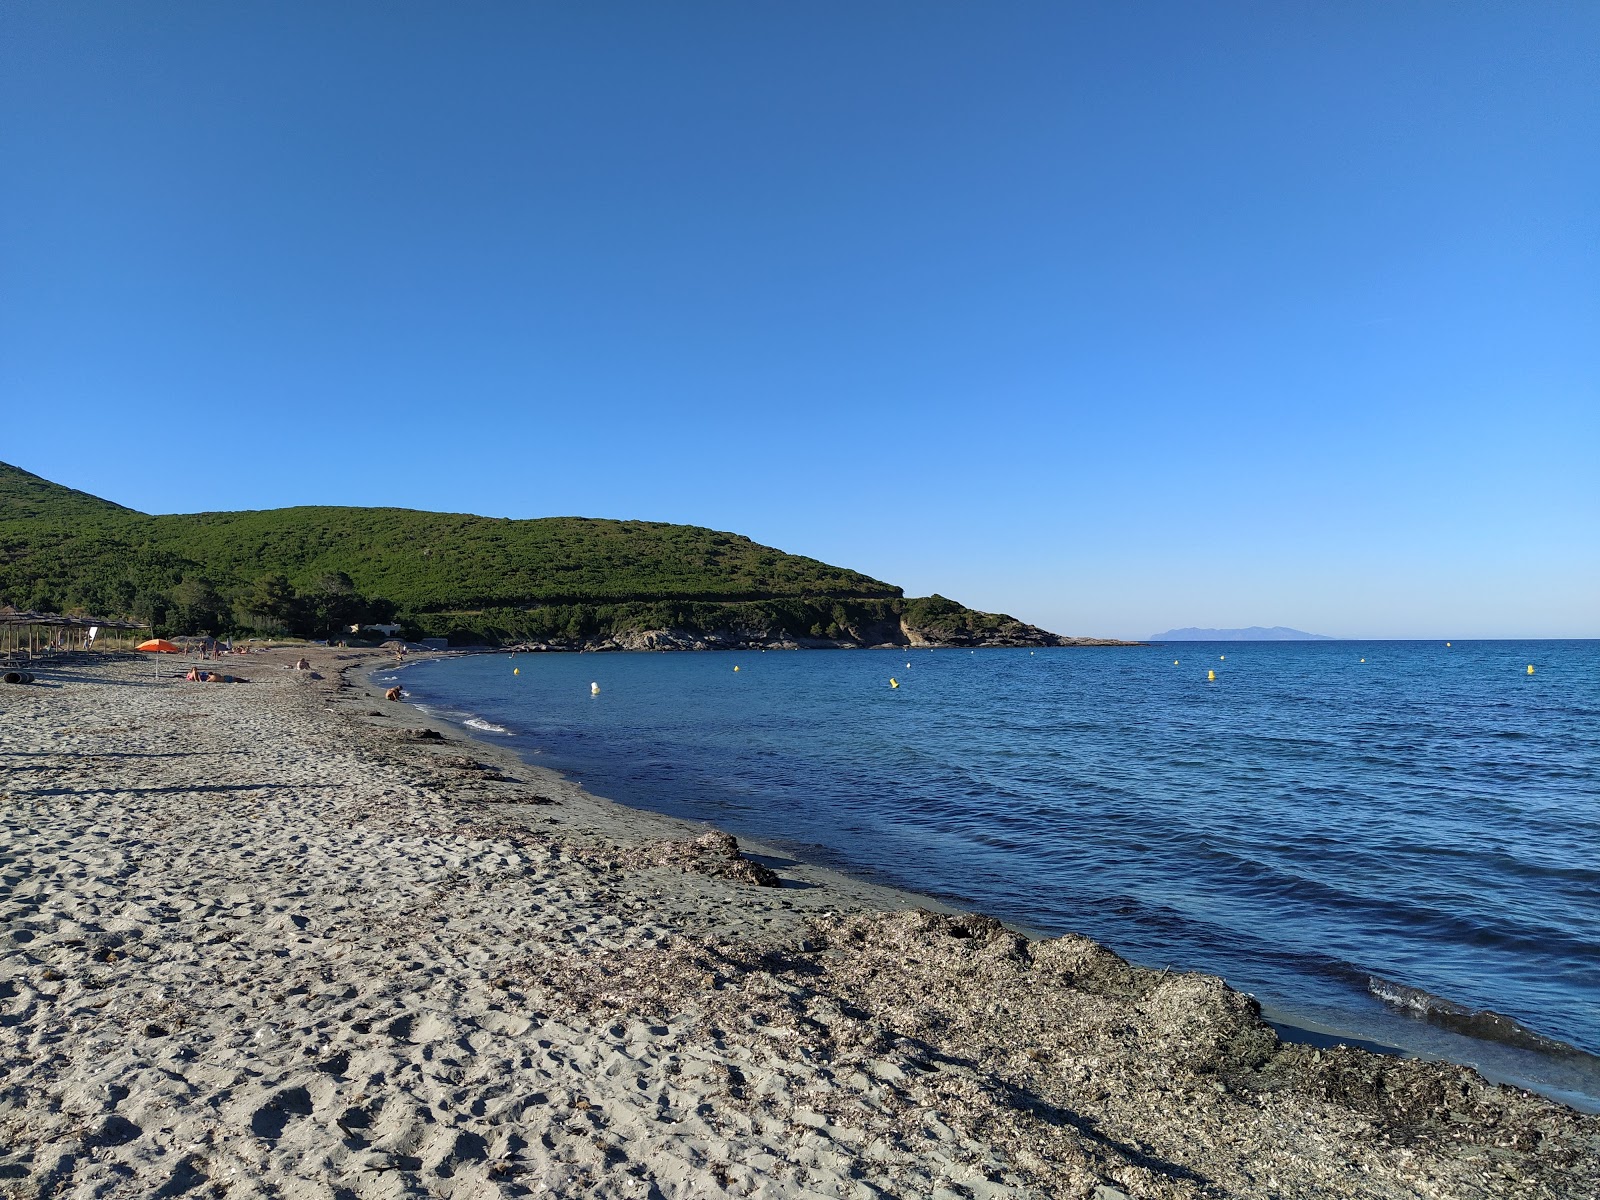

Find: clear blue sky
<box><xmin>3</xmin><ymin>3</ymin><xmax>1595</xmax><ymax>639</ymax></box>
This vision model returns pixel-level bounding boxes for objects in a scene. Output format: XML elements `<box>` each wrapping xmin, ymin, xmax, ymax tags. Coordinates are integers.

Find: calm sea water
<box><xmin>390</xmin><ymin>641</ymin><xmax>1600</xmax><ymax>1110</ymax></box>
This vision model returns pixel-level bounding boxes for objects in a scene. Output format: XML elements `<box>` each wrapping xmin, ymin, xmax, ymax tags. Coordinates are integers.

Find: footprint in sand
<box><xmin>249</xmin><ymin>1087</ymin><xmax>313</xmax><ymax>1141</ymax></box>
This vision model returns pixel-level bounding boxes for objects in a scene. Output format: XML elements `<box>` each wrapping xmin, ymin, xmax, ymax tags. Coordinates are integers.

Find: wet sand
<box><xmin>2</xmin><ymin>647</ymin><xmax>1595</xmax><ymax>1198</ymax></box>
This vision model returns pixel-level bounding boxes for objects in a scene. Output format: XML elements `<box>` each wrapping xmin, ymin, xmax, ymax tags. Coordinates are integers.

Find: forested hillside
<box><xmin>1</xmin><ymin>461</ymin><xmax>1078</xmax><ymax>647</ymax></box>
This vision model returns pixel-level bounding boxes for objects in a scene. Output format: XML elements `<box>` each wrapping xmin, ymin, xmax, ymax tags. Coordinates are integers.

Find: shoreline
<box><xmin>3</xmin><ymin>645</ymin><xmax>1596</xmax><ymax>1198</ymax></box>
<box><xmin>360</xmin><ymin>652</ymin><xmax>972</xmax><ymax>922</ymax></box>
<box><xmin>379</xmin><ymin>642</ymin><xmax>1600</xmax><ymax>1112</ymax></box>
<box><xmin>385</xmin><ymin>648</ymin><xmax>1600</xmax><ymax>1114</ymax></box>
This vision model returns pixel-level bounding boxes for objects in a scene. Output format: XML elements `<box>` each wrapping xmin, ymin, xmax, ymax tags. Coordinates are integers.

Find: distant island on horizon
<box><xmin>1151</xmin><ymin>626</ymin><xmax>1335</xmax><ymax>641</ymax></box>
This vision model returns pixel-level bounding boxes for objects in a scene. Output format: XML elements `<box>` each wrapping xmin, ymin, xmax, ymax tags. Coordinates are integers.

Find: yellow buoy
<box><xmin>1174</xmin><ymin>660</ymin><xmax>1179</xmax><ymax>665</ymax></box>
<box><xmin>1446</xmin><ymin>642</ymin><xmax>1452</xmax><ymax>647</ymax></box>
<box><xmin>1360</xmin><ymin>658</ymin><xmax>1365</xmax><ymax>663</ymax></box>
<box><xmin>1207</xmin><ymin>669</ymin><xmax>1216</xmax><ymax>681</ymax></box>
<box><xmin>733</xmin><ymin>665</ymin><xmax>739</xmax><ymax>672</ymax></box>
<box><xmin>1219</xmin><ymin>654</ymin><xmax>1225</xmax><ymax>661</ymax></box>
<box><xmin>513</xmin><ymin>667</ymin><xmax>519</xmax><ymax>675</ymax></box>
<box><xmin>590</xmin><ymin>681</ymin><xmax>600</xmax><ymax>695</ymax></box>
<box><xmin>890</xmin><ymin>678</ymin><xmax>899</xmax><ymax>688</ymax></box>
<box><xmin>1527</xmin><ymin>664</ymin><xmax>1535</xmax><ymax>675</ymax></box>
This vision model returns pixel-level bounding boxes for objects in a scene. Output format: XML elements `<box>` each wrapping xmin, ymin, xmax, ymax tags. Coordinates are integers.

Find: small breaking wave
<box><xmin>1367</xmin><ymin>975</ymin><xmax>1591</xmax><ymax>1059</ymax></box>
<box><xmin>464</xmin><ymin>717</ymin><xmax>510</xmax><ymax>734</ymax></box>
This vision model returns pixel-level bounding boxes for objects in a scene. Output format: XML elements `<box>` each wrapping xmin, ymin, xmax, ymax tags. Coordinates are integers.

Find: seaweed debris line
<box><xmin>0</xmin><ymin>646</ymin><xmax>1595</xmax><ymax>1199</ymax></box>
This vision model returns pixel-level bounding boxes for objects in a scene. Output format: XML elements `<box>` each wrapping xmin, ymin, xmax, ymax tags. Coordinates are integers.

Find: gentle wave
<box><xmin>1367</xmin><ymin>976</ymin><xmax>1594</xmax><ymax>1060</ymax></box>
<box><xmin>464</xmin><ymin>717</ymin><xmax>510</xmax><ymax>734</ymax></box>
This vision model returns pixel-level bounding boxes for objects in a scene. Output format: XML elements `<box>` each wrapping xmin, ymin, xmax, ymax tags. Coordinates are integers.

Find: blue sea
<box><xmin>388</xmin><ymin>641</ymin><xmax>1600</xmax><ymax>1110</ymax></box>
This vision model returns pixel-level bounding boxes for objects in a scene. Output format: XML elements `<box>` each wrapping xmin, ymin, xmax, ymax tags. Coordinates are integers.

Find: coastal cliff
<box><xmin>495</xmin><ymin>598</ymin><xmax>1136</xmax><ymax>652</ymax></box>
<box><xmin>507</xmin><ymin>619</ymin><xmax>1134</xmax><ymax>653</ymax></box>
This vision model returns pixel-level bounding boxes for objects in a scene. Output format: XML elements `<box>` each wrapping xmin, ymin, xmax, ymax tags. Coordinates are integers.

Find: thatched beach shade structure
<box><xmin>0</xmin><ymin>608</ymin><xmax>148</xmax><ymax>658</ymax></box>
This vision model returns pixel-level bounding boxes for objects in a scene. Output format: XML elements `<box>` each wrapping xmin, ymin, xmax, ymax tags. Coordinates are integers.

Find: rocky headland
<box><xmin>505</xmin><ymin>615</ymin><xmax>1137</xmax><ymax>653</ymax></box>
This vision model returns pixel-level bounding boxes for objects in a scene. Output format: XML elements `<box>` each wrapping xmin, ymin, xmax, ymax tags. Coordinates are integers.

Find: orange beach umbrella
<box><xmin>136</xmin><ymin>638</ymin><xmax>183</xmax><ymax>653</ymax></box>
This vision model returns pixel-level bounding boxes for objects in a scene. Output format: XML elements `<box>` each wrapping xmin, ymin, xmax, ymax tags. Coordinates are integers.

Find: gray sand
<box><xmin>2</xmin><ymin>648</ymin><xmax>1595</xmax><ymax>1198</ymax></box>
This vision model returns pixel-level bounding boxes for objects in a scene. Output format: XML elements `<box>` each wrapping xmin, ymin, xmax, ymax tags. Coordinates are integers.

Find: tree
<box><xmin>312</xmin><ymin>570</ymin><xmax>356</xmax><ymax>597</ymax></box>
<box><xmin>236</xmin><ymin>573</ymin><xmax>297</xmax><ymax>632</ymax></box>
<box><xmin>170</xmin><ymin>577</ymin><xmax>226</xmax><ymax>635</ymax></box>
<box><xmin>301</xmin><ymin>570</ymin><xmax>363</xmax><ymax>636</ymax></box>
<box><xmin>132</xmin><ymin>590</ymin><xmax>168</xmax><ymax>632</ymax></box>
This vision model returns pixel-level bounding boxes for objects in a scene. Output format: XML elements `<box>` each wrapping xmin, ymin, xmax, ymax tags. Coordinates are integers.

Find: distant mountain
<box><xmin>1151</xmin><ymin>626</ymin><xmax>1335</xmax><ymax>641</ymax></box>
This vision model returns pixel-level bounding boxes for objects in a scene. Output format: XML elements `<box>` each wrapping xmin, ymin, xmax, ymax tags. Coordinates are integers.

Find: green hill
<box><xmin>0</xmin><ymin>460</ymin><xmax>1079</xmax><ymax>647</ymax></box>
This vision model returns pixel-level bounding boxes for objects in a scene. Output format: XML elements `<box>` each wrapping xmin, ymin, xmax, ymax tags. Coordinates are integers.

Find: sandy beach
<box><xmin>2</xmin><ymin>647</ymin><xmax>1596</xmax><ymax>1199</ymax></box>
